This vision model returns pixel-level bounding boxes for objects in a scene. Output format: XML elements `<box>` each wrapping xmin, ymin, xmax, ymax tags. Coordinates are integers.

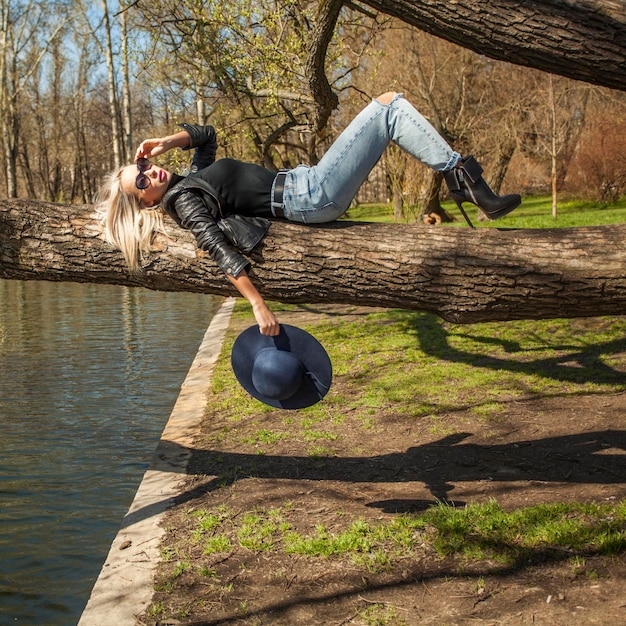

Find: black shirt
<box><xmin>168</xmin><ymin>158</ymin><xmax>276</xmax><ymax>218</ymax></box>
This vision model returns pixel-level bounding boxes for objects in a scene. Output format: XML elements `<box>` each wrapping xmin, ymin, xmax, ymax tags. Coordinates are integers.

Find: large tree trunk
<box><xmin>358</xmin><ymin>0</ymin><xmax>626</xmax><ymax>92</ymax></box>
<box><xmin>1</xmin><ymin>200</ymin><xmax>625</xmax><ymax>324</ymax></box>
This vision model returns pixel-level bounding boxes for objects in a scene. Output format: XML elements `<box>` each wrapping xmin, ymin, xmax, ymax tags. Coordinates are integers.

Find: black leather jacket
<box><xmin>161</xmin><ymin>124</ymin><xmax>271</xmax><ymax>276</ymax></box>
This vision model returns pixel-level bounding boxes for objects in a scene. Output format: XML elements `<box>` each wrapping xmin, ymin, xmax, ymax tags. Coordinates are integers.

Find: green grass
<box><xmin>344</xmin><ymin>195</ymin><xmax>626</xmax><ymax>228</ymax></box>
<box><xmin>180</xmin><ymin>500</ymin><xmax>626</xmax><ymax>572</ymax></box>
<box><xmin>343</xmin><ymin>202</ymin><xmax>395</xmax><ymax>222</ymax></box>
<box><xmin>421</xmin><ymin>500</ymin><xmax>626</xmax><ymax>564</ymax></box>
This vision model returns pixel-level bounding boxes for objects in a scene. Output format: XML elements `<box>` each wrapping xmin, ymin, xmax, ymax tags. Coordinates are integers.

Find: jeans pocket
<box><xmin>299</xmin><ymin>202</ymin><xmax>345</xmax><ymax>224</ymax></box>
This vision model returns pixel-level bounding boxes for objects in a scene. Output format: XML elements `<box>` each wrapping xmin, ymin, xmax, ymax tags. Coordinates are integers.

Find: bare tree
<box><xmin>100</xmin><ymin>0</ymin><xmax>123</xmax><ymax>169</ymax></box>
<box><xmin>521</xmin><ymin>74</ymin><xmax>591</xmax><ymax>217</ymax></box>
<box><xmin>120</xmin><ymin>0</ymin><xmax>133</xmax><ymax>161</ymax></box>
<box><xmin>566</xmin><ymin>91</ymin><xmax>626</xmax><ymax>202</ymax></box>
<box><xmin>67</xmin><ymin>25</ymin><xmax>103</xmax><ymax>203</ymax></box>
<box><xmin>0</xmin><ymin>1</ymin><xmax>66</xmax><ymax>197</ymax></box>
<box><xmin>0</xmin><ymin>0</ymin><xmax>18</xmax><ymax>197</ymax></box>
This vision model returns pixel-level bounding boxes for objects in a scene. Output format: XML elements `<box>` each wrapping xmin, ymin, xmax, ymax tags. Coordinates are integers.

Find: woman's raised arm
<box><xmin>134</xmin><ymin>130</ymin><xmax>192</xmax><ymax>161</ymax></box>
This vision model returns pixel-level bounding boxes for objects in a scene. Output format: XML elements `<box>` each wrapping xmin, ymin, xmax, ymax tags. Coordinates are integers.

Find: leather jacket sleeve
<box><xmin>178</xmin><ymin>123</ymin><xmax>217</xmax><ymax>171</ymax></box>
<box><xmin>174</xmin><ymin>189</ymin><xmax>250</xmax><ymax>277</ymax></box>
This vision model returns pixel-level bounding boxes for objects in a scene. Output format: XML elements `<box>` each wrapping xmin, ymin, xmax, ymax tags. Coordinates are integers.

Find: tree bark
<box><xmin>1</xmin><ymin>199</ymin><xmax>625</xmax><ymax>324</ymax></box>
<box><xmin>360</xmin><ymin>0</ymin><xmax>626</xmax><ymax>92</ymax></box>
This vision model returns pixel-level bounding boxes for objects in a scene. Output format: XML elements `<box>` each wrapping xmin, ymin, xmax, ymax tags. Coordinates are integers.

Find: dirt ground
<box><xmin>144</xmin><ymin>305</ymin><xmax>626</xmax><ymax>626</ymax></box>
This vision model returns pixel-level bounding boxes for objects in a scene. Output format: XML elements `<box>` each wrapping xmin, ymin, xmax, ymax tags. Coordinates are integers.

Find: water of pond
<box><xmin>0</xmin><ymin>279</ymin><xmax>218</xmax><ymax>625</ymax></box>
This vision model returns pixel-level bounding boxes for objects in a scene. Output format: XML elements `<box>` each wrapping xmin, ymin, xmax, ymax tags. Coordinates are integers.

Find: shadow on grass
<box><xmin>157</xmin><ymin>550</ymin><xmax>620</xmax><ymax>626</ymax></box>
<box><xmin>182</xmin><ymin>429</ymin><xmax>626</xmax><ymax>505</ymax></box>
<box><xmin>125</xmin><ymin>429</ymin><xmax>626</xmax><ymax>532</ymax></box>
<box><xmin>398</xmin><ymin>311</ymin><xmax>626</xmax><ymax>387</ymax></box>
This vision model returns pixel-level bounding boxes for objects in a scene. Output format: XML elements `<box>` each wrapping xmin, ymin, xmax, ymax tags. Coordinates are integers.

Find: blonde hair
<box><xmin>96</xmin><ymin>167</ymin><xmax>164</xmax><ymax>272</ymax></box>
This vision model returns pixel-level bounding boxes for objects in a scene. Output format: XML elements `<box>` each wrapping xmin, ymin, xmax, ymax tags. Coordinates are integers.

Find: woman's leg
<box><xmin>281</xmin><ymin>92</ymin><xmax>461</xmax><ymax>223</ymax></box>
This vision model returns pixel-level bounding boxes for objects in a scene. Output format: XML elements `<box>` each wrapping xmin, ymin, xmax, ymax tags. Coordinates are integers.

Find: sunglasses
<box><xmin>135</xmin><ymin>158</ymin><xmax>152</xmax><ymax>190</ymax></box>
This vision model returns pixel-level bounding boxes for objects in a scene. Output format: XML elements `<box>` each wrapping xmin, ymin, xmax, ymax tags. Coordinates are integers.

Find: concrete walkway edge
<box><xmin>77</xmin><ymin>297</ymin><xmax>236</xmax><ymax>626</ymax></box>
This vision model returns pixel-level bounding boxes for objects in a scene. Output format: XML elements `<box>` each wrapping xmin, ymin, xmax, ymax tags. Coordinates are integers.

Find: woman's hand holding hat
<box><xmin>251</xmin><ymin>300</ymin><xmax>280</xmax><ymax>336</ymax></box>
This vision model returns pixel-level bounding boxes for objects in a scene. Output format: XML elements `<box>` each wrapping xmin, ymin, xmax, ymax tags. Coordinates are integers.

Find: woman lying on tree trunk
<box><xmin>96</xmin><ymin>91</ymin><xmax>520</xmax><ymax>336</ymax></box>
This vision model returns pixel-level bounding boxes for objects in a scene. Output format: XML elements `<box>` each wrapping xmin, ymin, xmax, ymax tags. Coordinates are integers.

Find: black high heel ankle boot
<box><xmin>443</xmin><ymin>156</ymin><xmax>521</xmax><ymax>228</ymax></box>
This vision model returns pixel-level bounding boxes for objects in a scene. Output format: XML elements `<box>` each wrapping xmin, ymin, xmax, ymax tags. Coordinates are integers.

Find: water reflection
<box><xmin>0</xmin><ymin>280</ymin><xmax>218</xmax><ymax>625</ymax></box>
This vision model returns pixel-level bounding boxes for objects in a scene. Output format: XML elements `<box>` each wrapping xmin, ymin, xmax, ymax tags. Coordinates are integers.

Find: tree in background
<box><xmin>567</xmin><ymin>95</ymin><xmax>626</xmax><ymax>203</ymax></box>
<box><xmin>132</xmin><ymin>0</ymin><xmax>386</xmax><ymax>171</ymax></box>
<box><xmin>0</xmin><ymin>0</ymin><xmax>66</xmax><ymax>198</ymax></box>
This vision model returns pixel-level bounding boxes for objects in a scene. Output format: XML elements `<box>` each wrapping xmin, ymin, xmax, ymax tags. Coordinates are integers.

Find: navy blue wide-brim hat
<box><xmin>231</xmin><ymin>324</ymin><xmax>333</xmax><ymax>409</ymax></box>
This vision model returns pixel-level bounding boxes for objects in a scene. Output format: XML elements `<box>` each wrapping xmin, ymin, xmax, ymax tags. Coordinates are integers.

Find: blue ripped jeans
<box><xmin>276</xmin><ymin>93</ymin><xmax>461</xmax><ymax>224</ymax></box>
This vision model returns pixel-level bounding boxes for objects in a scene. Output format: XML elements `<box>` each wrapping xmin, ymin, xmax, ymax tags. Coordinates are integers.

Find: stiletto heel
<box><xmin>444</xmin><ymin>156</ymin><xmax>521</xmax><ymax>227</ymax></box>
<box><xmin>451</xmin><ymin>194</ymin><xmax>477</xmax><ymax>229</ymax></box>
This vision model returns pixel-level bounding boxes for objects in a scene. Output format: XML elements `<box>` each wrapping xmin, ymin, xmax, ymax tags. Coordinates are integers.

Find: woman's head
<box><xmin>119</xmin><ymin>159</ymin><xmax>172</xmax><ymax>208</ymax></box>
<box><xmin>96</xmin><ymin>160</ymin><xmax>170</xmax><ymax>272</ymax></box>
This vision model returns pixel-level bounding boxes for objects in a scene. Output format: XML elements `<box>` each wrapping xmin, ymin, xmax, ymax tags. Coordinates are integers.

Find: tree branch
<box><xmin>360</xmin><ymin>0</ymin><xmax>626</xmax><ymax>92</ymax></box>
<box><xmin>306</xmin><ymin>0</ymin><xmax>343</xmax><ymax>131</ymax></box>
<box><xmin>2</xmin><ymin>200</ymin><xmax>625</xmax><ymax>324</ymax></box>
